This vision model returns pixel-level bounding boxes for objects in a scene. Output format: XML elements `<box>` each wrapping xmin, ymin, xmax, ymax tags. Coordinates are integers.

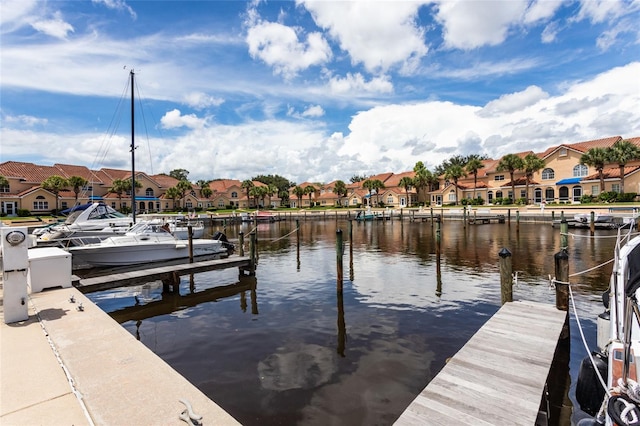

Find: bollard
<box><xmin>499</xmin><ymin>248</ymin><xmax>513</xmax><ymax>305</ymax></box>
<box><xmin>336</xmin><ymin>229</ymin><xmax>343</xmax><ymax>291</ymax></box>
<box><xmin>238</xmin><ymin>231</ymin><xmax>245</xmax><ymax>257</ymax></box>
<box><xmin>554</xmin><ymin>249</ymin><xmax>569</xmax><ymax>311</ymax></box>
<box><xmin>560</xmin><ymin>219</ymin><xmax>569</xmax><ymax>250</ymax></box>
<box><xmin>507</xmin><ymin>208</ymin><xmax>511</xmax><ymax>226</ymax></box>
<box><xmin>463</xmin><ymin>206</ymin><xmax>467</xmax><ymax>229</ymax></box>
<box><xmin>590</xmin><ymin>211</ymin><xmax>595</xmax><ymax>236</ymax></box>
<box><xmin>516</xmin><ymin>211</ymin><xmax>520</xmax><ymax>233</ymax></box>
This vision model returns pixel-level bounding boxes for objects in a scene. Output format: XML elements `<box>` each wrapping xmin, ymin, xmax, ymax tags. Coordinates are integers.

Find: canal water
<box><xmin>84</xmin><ymin>218</ymin><xmax>616</xmax><ymax>425</ymax></box>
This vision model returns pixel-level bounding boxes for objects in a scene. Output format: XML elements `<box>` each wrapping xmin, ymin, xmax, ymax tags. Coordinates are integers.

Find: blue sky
<box><xmin>1</xmin><ymin>0</ymin><xmax>639</xmax><ymax>184</ymax></box>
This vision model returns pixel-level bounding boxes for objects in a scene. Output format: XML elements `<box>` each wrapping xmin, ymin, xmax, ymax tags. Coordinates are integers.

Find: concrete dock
<box><xmin>1</xmin><ymin>286</ymin><xmax>241</xmax><ymax>425</ymax></box>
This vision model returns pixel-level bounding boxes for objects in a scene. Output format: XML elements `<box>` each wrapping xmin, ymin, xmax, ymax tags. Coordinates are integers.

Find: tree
<box><xmin>333</xmin><ymin>180</ymin><xmax>348</xmax><ymax>207</ymax></box>
<box><xmin>169</xmin><ymin>169</ymin><xmax>189</xmax><ymax>181</ymax></box>
<box><xmin>253</xmin><ymin>174</ymin><xmax>293</xmax><ymax>204</ymax></box>
<box><xmin>304</xmin><ymin>185</ymin><xmax>317</xmax><ymax>207</ymax></box>
<box><xmin>293</xmin><ymin>185</ymin><xmax>305</xmax><ymax>207</ymax></box>
<box><xmin>362</xmin><ymin>179</ymin><xmax>375</xmax><ymax>206</ymax></box>
<box><xmin>497</xmin><ymin>154</ymin><xmax>525</xmax><ymax>203</ymax></box>
<box><xmin>0</xmin><ymin>175</ymin><xmax>8</xmax><ymax>190</ymax></box>
<box><xmin>201</xmin><ymin>186</ymin><xmax>213</xmax><ymax>200</ymax></box>
<box><xmin>165</xmin><ymin>187</ymin><xmax>181</xmax><ymax>210</ymax></box>
<box><xmin>41</xmin><ymin>175</ymin><xmax>68</xmax><ymax>211</ymax></box>
<box><xmin>522</xmin><ymin>154</ymin><xmax>545</xmax><ymax>204</ymax></box>
<box><xmin>249</xmin><ymin>185</ymin><xmax>267</xmax><ymax>208</ymax></box>
<box><xmin>465</xmin><ymin>158</ymin><xmax>484</xmax><ymax>199</ymax></box>
<box><xmin>241</xmin><ymin>180</ymin><xmax>254</xmax><ymax>208</ymax></box>
<box><xmin>443</xmin><ymin>165</ymin><xmax>466</xmax><ymax>205</ymax></box>
<box><xmin>109</xmin><ymin>179</ymin><xmax>127</xmax><ymax>210</ymax></box>
<box><xmin>350</xmin><ymin>174</ymin><xmax>367</xmax><ymax>183</ymax></box>
<box><xmin>580</xmin><ymin>147</ymin><xmax>609</xmax><ymax>193</ymax></box>
<box><xmin>266</xmin><ymin>184</ymin><xmax>278</xmax><ymax>208</ymax></box>
<box><xmin>398</xmin><ymin>176</ymin><xmax>413</xmax><ymax>207</ymax></box>
<box><xmin>196</xmin><ymin>179</ymin><xmax>210</xmax><ymax>197</ymax></box>
<box><xmin>176</xmin><ymin>180</ymin><xmax>193</xmax><ymax>209</ymax></box>
<box><xmin>608</xmin><ymin>140</ymin><xmax>640</xmax><ymax>194</ymax></box>
<box><xmin>67</xmin><ymin>175</ymin><xmax>88</xmax><ymax>205</ymax></box>
<box><xmin>371</xmin><ymin>179</ymin><xmax>385</xmax><ymax>206</ymax></box>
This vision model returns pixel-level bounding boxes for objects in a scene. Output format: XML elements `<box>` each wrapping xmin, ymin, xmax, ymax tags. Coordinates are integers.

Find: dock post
<box><xmin>590</xmin><ymin>211</ymin><xmax>595</xmax><ymax>236</ymax></box>
<box><xmin>238</xmin><ymin>231</ymin><xmax>245</xmax><ymax>257</ymax></box>
<box><xmin>430</xmin><ymin>207</ymin><xmax>433</xmax><ymax>226</ymax></box>
<box><xmin>560</xmin><ymin>218</ymin><xmax>569</xmax><ymax>250</ymax></box>
<box><xmin>552</xmin><ymin>211</ymin><xmax>555</xmax><ymax>222</ymax></box>
<box><xmin>188</xmin><ymin>225</ymin><xmax>194</xmax><ymax>263</ymax></box>
<box><xmin>348</xmin><ymin>220</ymin><xmax>354</xmax><ymax>281</ymax></box>
<box><xmin>249</xmin><ymin>231</ymin><xmax>256</xmax><ymax>275</ymax></box>
<box><xmin>554</xmin><ymin>249</ymin><xmax>569</xmax><ymax>312</ymax></box>
<box><xmin>507</xmin><ymin>208</ymin><xmax>511</xmax><ymax>225</ymax></box>
<box><xmin>463</xmin><ymin>206</ymin><xmax>466</xmax><ymax>229</ymax></box>
<box><xmin>499</xmin><ymin>248</ymin><xmax>513</xmax><ymax>304</ymax></box>
<box><xmin>336</xmin><ymin>229</ymin><xmax>343</xmax><ymax>291</ymax></box>
<box><xmin>516</xmin><ymin>210</ymin><xmax>520</xmax><ymax>233</ymax></box>
<box><xmin>296</xmin><ymin>219</ymin><xmax>300</xmax><ymax>269</ymax></box>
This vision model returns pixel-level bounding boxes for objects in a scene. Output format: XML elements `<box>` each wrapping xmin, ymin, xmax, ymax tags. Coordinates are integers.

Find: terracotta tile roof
<box><xmin>500</xmin><ymin>177</ymin><xmax>529</xmax><ymax>187</ymax></box>
<box><xmin>208</xmin><ymin>179</ymin><xmax>242</xmax><ymax>192</ymax></box>
<box><xmin>150</xmin><ymin>174</ymin><xmax>180</xmax><ymax>188</ymax></box>
<box><xmin>583</xmin><ymin>165</ymin><xmax>640</xmax><ymax>180</ymax></box>
<box><xmin>317</xmin><ymin>191</ymin><xmax>338</xmax><ymax>200</ymax></box>
<box><xmin>0</xmin><ymin>161</ymin><xmax>62</xmax><ymax>183</ymax></box>
<box><xmin>539</xmin><ymin>136</ymin><xmax>623</xmax><ymax>159</ymax></box>
<box><xmin>367</xmin><ymin>172</ymin><xmax>394</xmax><ymax>183</ymax></box>
<box><xmin>54</xmin><ymin>164</ymin><xmax>102</xmax><ymax>183</ymax></box>
<box><xmin>384</xmin><ymin>171</ymin><xmax>415</xmax><ymax>187</ymax></box>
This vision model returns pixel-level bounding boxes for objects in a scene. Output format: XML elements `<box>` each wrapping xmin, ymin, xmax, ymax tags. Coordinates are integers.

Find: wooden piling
<box><xmin>238</xmin><ymin>231</ymin><xmax>245</xmax><ymax>257</ymax></box>
<box><xmin>336</xmin><ymin>229</ymin><xmax>343</xmax><ymax>291</ymax></box>
<box><xmin>507</xmin><ymin>208</ymin><xmax>511</xmax><ymax>225</ymax></box>
<box><xmin>430</xmin><ymin>207</ymin><xmax>434</xmax><ymax>226</ymax></box>
<box><xmin>516</xmin><ymin>210</ymin><xmax>520</xmax><ymax>233</ymax></box>
<box><xmin>249</xmin><ymin>231</ymin><xmax>256</xmax><ymax>275</ymax></box>
<box><xmin>590</xmin><ymin>211</ymin><xmax>595</xmax><ymax>236</ymax></box>
<box><xmin>554</xmin><ymin>249</ymin><xmax>569</xmax><ymax>312</ymax></box>
<box><xmin>560</xmin><ymin>218</ymin><xmax>569</xmax><ymax>250</ymax></box>
<box><xmin>499</xmin><ymin>248</ymin><xmax>513</xmax><ymax>305</ymax></box>
<box><xmin>188</xmin><ymin>225</ymin><xmax>194</xmax><ymax>263</ymax></box>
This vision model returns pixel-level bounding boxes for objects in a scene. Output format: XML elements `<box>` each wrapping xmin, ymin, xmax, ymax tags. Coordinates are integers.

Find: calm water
<box><xmin>85</xmin><ymin>219</ymin><xmax>617</xmax><ymax>425</ymax></box>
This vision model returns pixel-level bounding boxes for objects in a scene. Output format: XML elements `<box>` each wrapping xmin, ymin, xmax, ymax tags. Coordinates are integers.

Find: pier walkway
<box><xmin>394</xmin><ymin>300</ymin><xmax>567</xmax><ymax>426</ymax></box>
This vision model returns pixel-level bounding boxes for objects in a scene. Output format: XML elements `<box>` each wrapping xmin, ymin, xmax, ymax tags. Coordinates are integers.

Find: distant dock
<box><xmin>394</xmin><ymin>300</ymin><xmax>567</xmax><ymax>426</ymax></box>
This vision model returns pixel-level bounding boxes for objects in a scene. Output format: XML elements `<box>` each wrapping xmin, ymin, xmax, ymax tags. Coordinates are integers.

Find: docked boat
<box><xmin>34</xmin><ymin>202</ymin><xmax>133</xmax><ymax>243</ymax></box>
<box><xmin>240</xmin><ymin>210</ymin><xmax>278</xmax><ymax>223</ymax></box>
<box><xmin>574</xmin><ymin>229</ymin><xmax>640</xmax><ymax>425</ymax></box>
<box><xmin>68</xmin><ymin>221</ymin><xmax>231</xmax><ymax>268</ymax></box>
<box><xmin>355</xmin><ymin>208</ymin><xmax>379</xmax><ymax>221</ymax></box>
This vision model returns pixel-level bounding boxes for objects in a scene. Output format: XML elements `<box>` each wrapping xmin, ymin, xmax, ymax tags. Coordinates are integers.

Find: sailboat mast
<box><xmin>130</xmin><ymin>69</ymin><xmax>136</xmax><ymax>223</ymax></box>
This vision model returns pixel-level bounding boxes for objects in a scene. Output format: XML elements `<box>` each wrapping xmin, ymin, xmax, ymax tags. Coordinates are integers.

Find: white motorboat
<box><xmin>68</xmin><ymin>221</ymin><xmax>231</xmax><ymax>268</ymax></box>
<box><xmin>575</xmin><ymin>229</ymin><xmax>640</xmax><ymax>425</ymax></box>
<box><xmin>35</xmin><ymin>202</ymin><xmax>133</xmax><ymax>242</ymax></box>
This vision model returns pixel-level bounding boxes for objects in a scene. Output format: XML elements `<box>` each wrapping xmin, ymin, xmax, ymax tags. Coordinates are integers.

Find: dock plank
<box><xmin>394</xmin><ymin>300</ymin><xmax>567</xmax><ymax>426</ymax></box>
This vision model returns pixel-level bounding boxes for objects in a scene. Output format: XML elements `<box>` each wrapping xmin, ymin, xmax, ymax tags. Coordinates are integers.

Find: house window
<box><xmin>33</xmin><ymin>196</ymin><xmax>48</xmax><ymax>210</ymax></box>
<box><xmin>542</xmin><ymin>168</ymin><xmax>555</xmax><ymax>180</ymax></box>
<box><xmin>352</xmin><ymin>198</ymin><xmax>358</xmax><ymax>205</ymax></box>
<box><xmin>559</xmin><ymin>148</ymin><xmax>567</xmax><ymax>157</ymax></box>
<box><xmin>545</xmin><ymin>188</ymin><xmax>555</xmax><ymax>202</ymax></box>
<box><xmin>488</xmin><ymin>191</ymin><xmax>493</xmax><ymax>203</ymax></box>
<box><xmin>0</xmin><ymin>184</ymin><xmax>9</xmax><ymax>192</ymax></box>
<box><xmin>218</xmin><ymin>200</ymin><xmax>225</xmax><ymax>208</ymax></box>
<box><xmin>145</xmin><ymin>188</ymin><xmax>154</xmax><ymax>197</ymax></box>
<box><xmin>494</xmin><ymin>175</ymin><xmax>505</xmax><ymax>181</ymax></box>
<box><xmin>190</xmin><ymin>190</ymin><xmax>196</xmax><ymax>197</ymax></box>
<box><xmin>111</xmin><ymin>202</ymin><xmax>116</xmax><ymax>208</ymax></box>
<box><xmin>496</xmin><ymin>191</ymin><xmax>503</xmax><ymax>198</ymax></box>
<box><xmin>387</xmin><ymin>195</ymin><xmax>393</xmax><ymax>204</ymax></box>
<box><xmin>231</xmin><ymin>191</ymin><xmax>238</xmax><ymax>198</ymax></box>
<box><xmin>448</xmin><ymin>190</ymin><xmax>456</xmax><ymax>202</ymax></box>
<box><xmin>186</xmin><ymin>201</ymin><xmax>193</xmax><ymax>209</ymax></box>
<box><xmin>573</xmin><ymin>164</ymin><xmax>588</xmax><ymax>177</ymax></box>
<box><xmin>61</xmin><ymin>202</ymin><xmax>68</xmax><ymax>209</ymax></box>
<box><xmin>520</xmin><ymin>190</ymin><xmax>526</xmax><ymax>198</ymax></box>
<box><xmin>592</xmin><ymin>185</ymin><xmax>600</xmax><ymax>196</ymax></box>
<box><xmin>612</xmin><ymin>184</ymin><xmax>621</xmax><ymax>193</ymax></box>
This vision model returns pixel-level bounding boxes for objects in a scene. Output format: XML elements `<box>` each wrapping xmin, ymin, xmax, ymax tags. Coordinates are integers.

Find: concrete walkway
<box><xmin>1</xmin><ymin>286</ymin><xmax>241</xmax><ymax>425</ymax></box>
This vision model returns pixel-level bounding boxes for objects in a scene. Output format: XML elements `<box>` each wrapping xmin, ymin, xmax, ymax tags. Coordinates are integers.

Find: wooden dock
<box><xmin>394</xmin><ymin>300</ymin><xmax>567</xmax><ymax>426</ymax></box>
<box><xmin>468</xmin><ymin>214</ymin><xmax>506</xmax><ymax>224</ymax></box>
<box><xmin>75</xmin><ymin>255</ymin><xmax>251</xmax><ymax>292</ymax></box>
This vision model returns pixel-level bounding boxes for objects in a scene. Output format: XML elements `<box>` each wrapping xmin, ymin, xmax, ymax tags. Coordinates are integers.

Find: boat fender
<box><xmin>576</xmin><ymin>352</ymin><xmax>608</xmax><ymax>416</ymax></box>
<box><xmin>602</xmin><ymin>291</ymin><xmax>610</xmax><ymax>309</ymax></box>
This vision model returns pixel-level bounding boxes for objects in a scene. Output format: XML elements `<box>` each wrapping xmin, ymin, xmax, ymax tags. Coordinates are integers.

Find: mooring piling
<box><xmin>336</xmin><ymin>229</ymin><xmax>344</xmax><ymax>291</ymax></box>
<box><xmin>499</xmin><ymin>248</ymin><xmax>513</xmax><ymax>305</ymax></box>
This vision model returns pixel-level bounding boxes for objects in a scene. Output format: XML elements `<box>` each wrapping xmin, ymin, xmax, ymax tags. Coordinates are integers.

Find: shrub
<box><xmin>618</xmin><ymin>192</ymin><xmax>637</xmax><ymax>202</ymax></box>
<box><xmin>580</xmin><ymin>195</ymin><xmax>594</xmax><ymax>204</ymax></box>
<box><xmin>598</xmin><ymin>191</ymin><xmax>618</xmax><ymax>203</ymax></box>
<box><xmin>17</xmin><ymin>209</ymin><xmax>31</xmax><ymax>217</ymax></box>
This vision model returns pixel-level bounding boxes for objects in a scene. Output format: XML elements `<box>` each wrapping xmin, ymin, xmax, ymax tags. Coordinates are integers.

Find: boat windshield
<box><xmin>88</xmin><ymin>204</ymin><xmax>127</xmax><ymax>220</ymax></box>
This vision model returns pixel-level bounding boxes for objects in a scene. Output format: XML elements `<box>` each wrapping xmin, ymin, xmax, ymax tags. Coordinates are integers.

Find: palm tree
<box><xmin>497</xmin><ymin>154</ymin><xmax>525</xmax><ymax>203</ymax></box>
<box><xmin>175</xmin><ymin>180</ymin><xmax>193</xmax><ymax>209</ymax></box>
<box><xmin>465</xmin><ymin>158</ymin><xmax>484</xmax><ymax>199</ymax></box>
<box><xmin>165</xmin><ymin>186</ymin><xmax>181</xmax><ymax>210</ymax></box>
<box><xmin>522</xmin><ymin>153</ymin><xmax>545</xmax><ymax>204</ymax></box>
<box><xmin>196</xmin><ymin>179</ymin><xmax>210</xmax><ymax>197</ymax></box>
<box><xmin>266</xmin><ymin>184</ymin><xmax>278</xmax><ymax>208</ymax></box>
<box><xmin>304</xmin><ymin>185</ymin><xmax>316</xmax><ymax>207</ymax></box>
<box><xmin>67</xmin><ymin>175</ymin><xmax>88</xmax><ymax>206</ymax></box>
<box><xmin>398</xmin><ymin>176</ymin><xmax>413</xmax><ymax>207</ymax></box>
<box><xmin>443</xmin><ymin>165</ymin><xmax>466</xmax><ymax>205</ymax></box>
<box><xmin>109</xmin><ymin>179</ymin><xmax>128</xmax><ymax>210</ymax></box>
<box><xmin>608</xmin><ymin>140</ymin><xmax>640</xmax><ymax>194</ymax></box>
<box><xmin>0</xmin><ymin>175</ymin><xmax>9</xmax><ymax>190</ymax></box>
<box><xmin>293</xmin><ymin>185</ymin><xmax>305</xmax><ymax>208</ymax></box>
<box><xmin>241</xmin><ymin>180</ymin><xmax>254</xmax><ymax>208</ymax></box>
<box><xmin>413</xmin><ymin>162</ymin><xmax>429</xmax><ymax>204</ymax></box>
<box><xmin>249</xmin><ymin>185</ymin><xmax>266</xmax><ymax>208</ymax></box>
<box><xmin>362</xmin><ymin>179</ymin><xmax>374</xmax><ymax>207</ymax></box>
<box><xmin>370</xmin><ymin>179</ymin><xmax>385</xmax><ymax>206</ymax></box>
<box><xmin>333</xmin><ymin>180</ymin><xmax>347</xmax><ymax>207</ymax></box>
<box><xmin>41</xmin><ymin>175</ymin><xmax>69</xmax><ymax>211</ymax></box>
<box><xmin>201</xmin><ymin>186</ymin><xmax>213</xmax><ymax>200</ymax></box>
<box><xmin>580</xmin><ymin>147</ymin><xmax>609</xmax><ymax>193</ymax></box>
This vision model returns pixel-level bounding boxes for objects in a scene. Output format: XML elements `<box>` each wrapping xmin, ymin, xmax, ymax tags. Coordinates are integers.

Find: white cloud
<box><xmin>245</xmin><ymin>20</ymin><xmax>332</xmax><ymax>79</ymax></box>
<box><xmin>92</xmin><ymin>0</ymin><xmax>137</xmax><ymax>20</ymax></box>
<box><xmin>523</xmin><ymin>0</ymin><xmax>564</xmax><ymax>24</ymax></box>
<box><xmin>302</xmin><ymin>105</ymin><xmax>324</xmax><ymax>118</ymax></box>
<box><xmin>328</xmin><ymin>73</ymin><xmax>393</xmax><ymax>95</ymax></box>
<box><xmin>299</xmin><ymin>0</ymin><xmax>429</xmax><ymax>73</ymax></box>
<box><xmin>0</xmin><ymin>0</ymin><xmax>38</xmax><ymax>30</ymax></box>
<box><xmin>183</xmin><ymin>92</ymin><xmax>225</xmax><ymax>110</ymax></box>
<box><xmin>573</xmin><ymin>0</ymin><xmax>635</xmax><ymax>24</ymax></box>
<box><xmin>160</xmin><ymin>109</ymin><xmax>207</xmax><ymax>129</ymax></box>
<box><xmin>478</xmin><ymin>86</ymin><xmax>550</xmax><ymax>117</ymax></box>
<box><xmin>2</xmin><ymin>113</ymin><xmax>48</xmax><ymax>127</ymax></box>
<box><xmin>30</xmin><ymin>11</ymin><xmax>74</xmax><ymax>39</ymax></box>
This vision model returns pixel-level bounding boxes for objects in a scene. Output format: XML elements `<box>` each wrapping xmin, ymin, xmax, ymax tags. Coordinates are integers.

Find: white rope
<box><xmin>569</xmin><ymin>258</ymin><xmax>615</xmax><ymax>277</ymax></box>
<box><xmin>567</xmin><ymin>282</ymin><xmax>611</xmax><ymax>396</ymax></box>
<box><xmin>268</xmin><ymin>227</ymin><xmax>300</xmax><ymax>244</ymax></box>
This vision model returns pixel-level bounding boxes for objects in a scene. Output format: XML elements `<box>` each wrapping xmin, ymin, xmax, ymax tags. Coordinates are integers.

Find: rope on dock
<box><xmin>268</xmin><ymin>227</ymin><xmax>300</xmax><ymax>244</ymax></box>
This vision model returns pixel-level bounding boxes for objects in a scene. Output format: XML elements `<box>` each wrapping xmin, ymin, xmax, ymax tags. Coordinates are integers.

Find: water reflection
<box><xmin>84</xmin><ymin>219</ymin><xmax>618</xmax><ymax>425</ymax></box>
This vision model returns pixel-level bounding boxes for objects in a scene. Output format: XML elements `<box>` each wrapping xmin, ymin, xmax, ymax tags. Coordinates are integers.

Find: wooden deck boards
<box><xmin>394</xmin><ymin>300</ymin><xmax>567</xmax><ymax>426</ymax></box>
<box><xmin>75</xmin><ymin>255</ymin><xmax>251</xmax><ymax>292</ymax></box>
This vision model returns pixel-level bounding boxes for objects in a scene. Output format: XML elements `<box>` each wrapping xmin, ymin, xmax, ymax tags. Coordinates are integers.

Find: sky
<box><xmin>1</xmin><ymin>0</ymin><xmax>640</xmax><ymax>185</ymax></box>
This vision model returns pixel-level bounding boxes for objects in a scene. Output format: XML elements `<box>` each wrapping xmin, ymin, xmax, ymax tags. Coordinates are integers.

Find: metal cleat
<box><xmin>179</xmin><ymin>399</ymin><xmax>202</xmax><ymax>425</ymax></box>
